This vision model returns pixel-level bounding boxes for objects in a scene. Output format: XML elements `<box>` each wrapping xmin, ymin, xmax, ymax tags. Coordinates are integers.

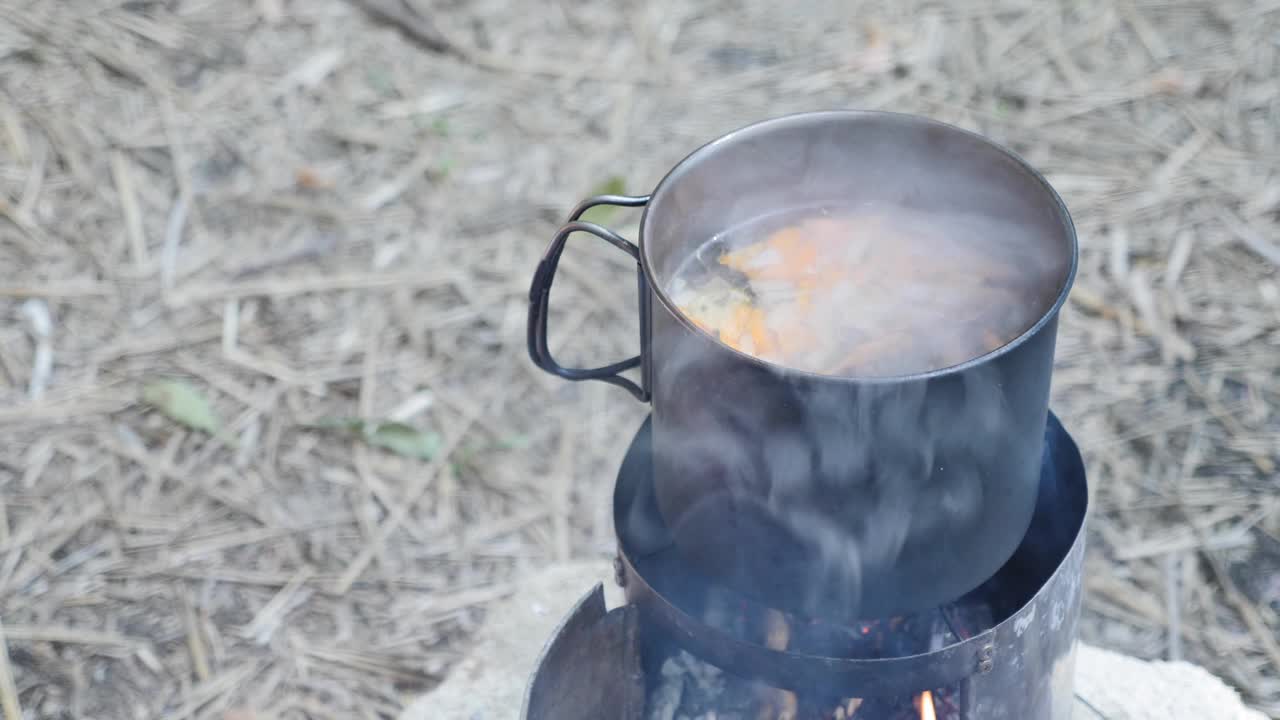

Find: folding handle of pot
<box><xmin>528</xmin><ymin>194</ymin><xmax>652</xmax><ymax>402</ymax></box>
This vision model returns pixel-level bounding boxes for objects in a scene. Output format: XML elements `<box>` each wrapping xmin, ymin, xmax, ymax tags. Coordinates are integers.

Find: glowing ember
<box><xmin>918</xmin><ymin>690</ymin><xmax>937</xmax><ymax>720</ymax></box>
<box><xmin>764</xmin><ymin>609</ymin><xmax>791</xmax><ymax>651</ymax></box>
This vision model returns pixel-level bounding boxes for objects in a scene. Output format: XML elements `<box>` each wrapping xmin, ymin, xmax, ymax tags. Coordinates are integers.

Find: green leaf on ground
<box><xmin>141</xmin><ymin>379</ymin><xmax>221</xmax><ymax>434</ymax></box>
<box><xmin>578</xmin><ymin>176</ymin><xmax>628</xmax><ymax>225</ymax></box>
<box><xmin>309</xmin><ymin>418</ymin><xmax>441</xmax><ymax>460</ymax></box>
<box><xmin>493</xmin><ymin>434</ymin><xmax>531</xmax><ymax>451</ymax></box>
<box><xmin>363</xmin><ymin>421</ymin><xmax>441</xmax><ymax>459</ymax></box>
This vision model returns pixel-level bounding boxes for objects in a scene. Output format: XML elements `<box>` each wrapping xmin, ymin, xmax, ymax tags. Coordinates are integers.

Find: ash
<box><xmin>646</xmin><ymin>650</ymin><xmax>786</xmax><ymax>720</ymax></box>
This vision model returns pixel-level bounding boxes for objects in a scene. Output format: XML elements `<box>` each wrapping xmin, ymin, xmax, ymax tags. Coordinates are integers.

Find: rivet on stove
<box><xmin>978</xmin><ymin>643</ymin><xmax>996</xmax><ymax>674</ymax></box>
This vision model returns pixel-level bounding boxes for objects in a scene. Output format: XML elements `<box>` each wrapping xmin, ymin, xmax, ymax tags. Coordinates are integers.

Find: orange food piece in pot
<box><xmin>746</xmin><ymin>307</ymin><xmax>776</xmax><ymax>356</ymax></box>
<box><xmin>762</xmin><ymin>227</ymin><xmax>820</xmax><ymax>278</ymax></box>
<box><xmin>720</xmin><ymin>227</ymin><xmax>822</xmax><ymax>282</ymax></box>
<box><xmin>718</xmin><ymin>241</ymin><xmax>770</xmax><ymax>273</ymax></box>
<box><xmin>716</xmin><ymin>303</ymin><xmax>753</xmax><ymax>352</ymax></box>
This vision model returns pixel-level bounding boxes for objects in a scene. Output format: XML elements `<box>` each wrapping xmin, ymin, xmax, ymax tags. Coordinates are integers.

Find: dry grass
<box><xmin>0</xmin><ymin>0</ymin><xmax>1277</xmax><ymax>718</ymax></box>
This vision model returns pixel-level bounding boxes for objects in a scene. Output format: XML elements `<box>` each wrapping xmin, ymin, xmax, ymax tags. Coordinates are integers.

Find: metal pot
<box><xmin>528</xmin><ymin>111</ymin><xmax>1077</xmax><ymax>621</ymax></box>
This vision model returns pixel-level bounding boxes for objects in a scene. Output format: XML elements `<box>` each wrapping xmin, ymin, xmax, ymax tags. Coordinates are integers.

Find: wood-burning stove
<box><xmin>521</xmin><ymin>412</ymin><xmax>1087</xmax><ymax>719</ymax></box>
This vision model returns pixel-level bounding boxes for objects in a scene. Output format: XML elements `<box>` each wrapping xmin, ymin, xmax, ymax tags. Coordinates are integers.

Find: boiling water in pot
<box><xmin>666</xmin><ymin>204</ymin><xmax>1063</xmax><ymax>377</ymax></box>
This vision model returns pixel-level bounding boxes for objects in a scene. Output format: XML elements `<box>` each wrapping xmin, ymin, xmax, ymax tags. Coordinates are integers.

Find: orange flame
<box><xmin>918</xmin><ymin>690</ymin><xmax>937</xmax><ymax>720</ymax></box>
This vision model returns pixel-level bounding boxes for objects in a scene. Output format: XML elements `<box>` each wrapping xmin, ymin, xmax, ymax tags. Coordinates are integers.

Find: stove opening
<box><xmin>645</xmin><ymin>648</ymin><xmax>965</xmax><ymax>719</ymax></box>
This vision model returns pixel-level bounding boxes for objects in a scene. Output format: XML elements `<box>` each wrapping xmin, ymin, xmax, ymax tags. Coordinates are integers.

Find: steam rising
<box><xmin>650</xmin><ymin>203</ymin><xmax>1059</xmax><ymax>621</ymax></box>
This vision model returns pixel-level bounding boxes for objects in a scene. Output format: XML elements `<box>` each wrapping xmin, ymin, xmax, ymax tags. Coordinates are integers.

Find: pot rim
<box><xmin>637</xmin><ymin>109</ymin><xmax>1079</xmax><ymax>384</ymax></box>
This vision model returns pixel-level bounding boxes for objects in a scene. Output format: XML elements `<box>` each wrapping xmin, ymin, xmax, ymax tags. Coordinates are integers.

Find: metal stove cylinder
<box><xmin>523</xmin><ymin>412</ymin><xmax>1087</xmax><ymax>719</ymax></box>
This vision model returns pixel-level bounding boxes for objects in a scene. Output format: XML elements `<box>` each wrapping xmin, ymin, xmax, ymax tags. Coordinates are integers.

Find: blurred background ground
<box><xmin>0</xmin><ymin>0</ymin><xmax>1277</xmax><ymax>718</ymax></box>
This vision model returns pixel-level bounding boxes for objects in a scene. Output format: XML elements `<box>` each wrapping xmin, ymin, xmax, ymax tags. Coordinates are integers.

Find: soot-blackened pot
<box><xmin>528</xmin><ymin>111</ymin><xmax>1077</xmax><ymax>621</ymax></box>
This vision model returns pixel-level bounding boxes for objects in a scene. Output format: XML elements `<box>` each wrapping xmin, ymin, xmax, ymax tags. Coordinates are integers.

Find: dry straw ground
<box><xmin>0</xmin><ymin>0</ymin><xmax>1277</xmax><ymax>718</ymax></box>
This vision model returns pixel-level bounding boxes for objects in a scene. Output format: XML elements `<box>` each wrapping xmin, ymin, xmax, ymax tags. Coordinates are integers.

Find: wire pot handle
<box><xmin>527</xmin><ymin>194</ymin><xmax>652</xmax><ymax>402</ymax></box>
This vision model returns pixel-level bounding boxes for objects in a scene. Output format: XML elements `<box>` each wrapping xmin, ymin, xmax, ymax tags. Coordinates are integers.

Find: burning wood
<box><xmin>831</xmin><ymin>698</ymin><xmax>861</xmax><ymax>719</ymax></box>
<box><xmin>764</xmin><ymin>609</ymin><xmax>791</xmax><ymax>651</ymax></box>
<box><xmin>760</xmin><ymin>610</ymin><xmax>798</xmax><ymax>720</ymax></box>
<box><xmin>918</xmin><ymin>691</ymin><xmax>937</xmax><ymax>720</ymax></box>
<box><xmin>657</xmin><ymin>551</ymin><xmax>982</xmax><ymax>719</ymax></box>
<box><xmin>648</xmin><ymin>589</ymin><xmax>975</xmax><ymax>718</ymax></box>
